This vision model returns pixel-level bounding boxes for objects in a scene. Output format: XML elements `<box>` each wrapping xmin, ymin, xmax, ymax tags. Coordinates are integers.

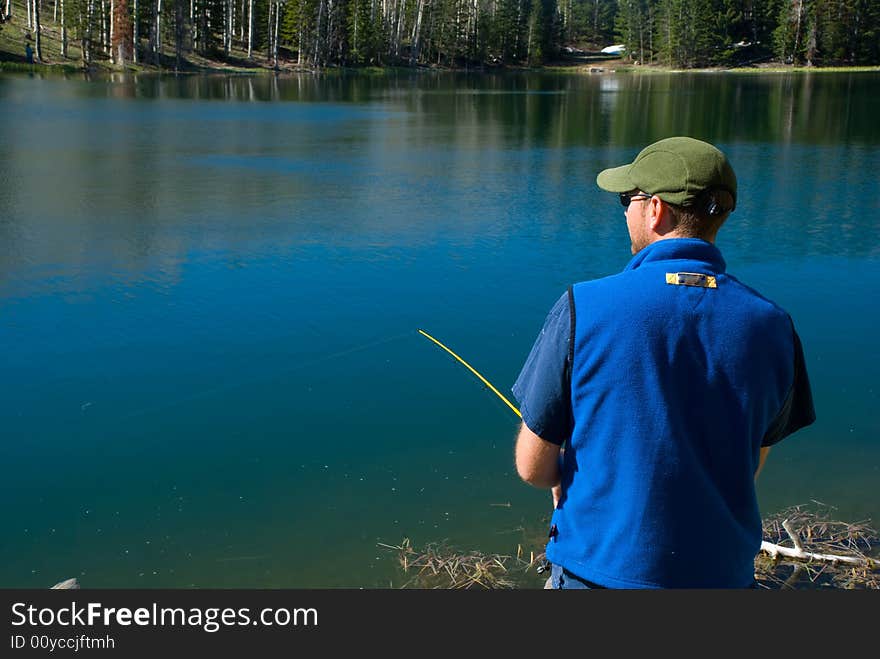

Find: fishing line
<box><xmin>417</xmin><ymin>329</ymin><xmax>522</xmax><ymax>419</ymax></box>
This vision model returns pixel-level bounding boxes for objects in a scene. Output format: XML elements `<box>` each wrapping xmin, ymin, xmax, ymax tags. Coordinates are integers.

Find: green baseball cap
<box><xmin>596</xmin><ymin>137</ymin><xmax>737</xmax><ymax>209</ymax></box>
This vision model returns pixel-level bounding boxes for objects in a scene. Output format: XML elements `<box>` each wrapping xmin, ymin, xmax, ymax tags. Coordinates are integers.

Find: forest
<box><xmin>2</xmin><ymin>0</ymin><xmax>879</xmax><ymax>71</ymax></box>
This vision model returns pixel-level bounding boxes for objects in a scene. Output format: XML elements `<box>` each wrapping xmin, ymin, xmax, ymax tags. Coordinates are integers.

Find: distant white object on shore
<box><xmin>601</xmin><ymin>44</ymin><xmax>626</xmax><ymax>56</ymax></box>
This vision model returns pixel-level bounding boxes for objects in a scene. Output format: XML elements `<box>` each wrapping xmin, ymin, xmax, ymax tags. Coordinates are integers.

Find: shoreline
<box><xmin>3</xmin><ymin>59</ymin><xmax>879</xmax><ymax>78</ymax></box>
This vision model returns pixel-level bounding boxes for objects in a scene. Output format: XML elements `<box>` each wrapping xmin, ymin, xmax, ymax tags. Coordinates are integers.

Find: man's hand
<box><xmin>755</xmin><ymin>446</ymin><xmax>771</xmax><ymax>480</ymax></box>
<box><xmin>551</xmin><ymin>484</ymin><xmax>562</xmax><ymax>509</ymax></box>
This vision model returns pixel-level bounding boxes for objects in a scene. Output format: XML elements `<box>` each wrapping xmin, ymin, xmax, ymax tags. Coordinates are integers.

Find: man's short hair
<box><xmin>665</xmin><ymin>188</ymin><xmax>735</xmax><ymax>240</ymax></box>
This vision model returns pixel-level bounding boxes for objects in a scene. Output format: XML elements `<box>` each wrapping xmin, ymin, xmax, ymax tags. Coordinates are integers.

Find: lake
<box><xmin>1</xmin><ymin>69</ymin><xmax>878</xmax><ymax>588</ymax></box>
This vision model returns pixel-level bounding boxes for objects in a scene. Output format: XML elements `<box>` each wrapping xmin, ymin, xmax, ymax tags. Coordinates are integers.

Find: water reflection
<box><xmin>7</xmin><ymin>70</ymin><xmax>880</xmax><ymax>146</ymax></box>
<box><xmin>1</xmin><ymin>72</ymin><xmax>878</xmax><ymax>295</ymax></box>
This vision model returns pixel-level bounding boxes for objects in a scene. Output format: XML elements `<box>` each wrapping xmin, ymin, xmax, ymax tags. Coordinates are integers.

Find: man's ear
<box><xmin>647</xmin><ymin>196</ymin><xmax>666</xmax><ymax>232</ymax></box>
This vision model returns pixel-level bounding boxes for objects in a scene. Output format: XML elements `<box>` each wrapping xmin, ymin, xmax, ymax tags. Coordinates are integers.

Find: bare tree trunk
<box><xmin>266</xmin><ymin>0</ymin><xmax>272</xmax><ymax>60</ymax></box>
<box><xmin>272</xmin><ymin>0</ymin><xmax>279</xmax><ymax>69</ymax></box>
<box><xmin>410</xmin><ymin>0</ymin><xmax>424</xmax><ymax>65</ymax></box>
<box><xmin>133</xmin><ymin>0</ymin><xmax>139</xmax><ymax>62</ymax></box>
<box><xmin>27</xmin><ymin>0</ymin><xmax>32</xmax><ymax>29</ymax></box>
<box><xmin>100</xmin><ymin>0</ymin><xmax>108</xmax><ymax>55</ymax></box>
<box><xmin>189</xmin><ymin>0</ymin><xmax>196</xmax><ymax>53</ymax></box>
<box><xmin>468</xmin><ymin>0</ymin><xmax>476</xmax><ymax>62</ymax></box>
<box><xmin>314</xmin><ymin>0</ymin><xmax>324</xmax><ymax>65</ymax></box>
<box><xmin>327</xmin><ymin>0</ymin><xmax>333</xmax><ymax>60</ymax></box>
<box><xmin>297</xmin><ymin>14</ymin><xmax>303</xmax><ymax>66</ymax></box>
<box><xmin>175</xmin><ymin>0</ymin><xmax>183</xmax><ymax>69</ymax></box>
<box><xmin>525</xmin><ymin>5</ymin><xmax>532</xmax><ymax>64</ymax></box>
<box><xmin>110</xmin><ymin>0</ymin><xmax>115</xmax><ymax>62</ymax></box>
<box><xmin>394</xmin><ymin>0</ymin><xmax>404</xmax><ymax>58</ymax></box>
<box><xmin>61</xmin><ymin>0</ymin><xmax>68</xmax><ymax>57</ymax></box>
<box><xmin>34</xmin><ymin>0</ymin><xmax>43</xmax><ymax>60</ymax></box>
<box><xmin>54</xmin><ymin>0</ymin><xmax>57</xmax><ymax>22</ymax></box>
<box><xmin>82</xmin><ymin>0</ymin><xmax>95</xmax><ymax>67</ymax></box>
<box><xmin>5</xmin><ymin>0</ymin><xmax>12</xmax><ymax>19</ymax></box>
<box><xmin>514</xmin><ymin>0</ymin><xmax>522</xmax><ymax>59</ymax></box>
<box><xmin>352</xmin><ymin>0</ymin><xmax>358</xmax><ymax>59</ymax></box>
<box><xmin>225</xmin><ymin>0</ymin><xmax>231</xmax><ymax>55</ymax></box>
<box><xmin>151</xmin><ymin>0</ymin><xmax>162</xmax><ymax>65</ymax></box>
<box><xmin>246</xmin><ymin>0</ymin><xmax>253</xmax><ymax>58</ymax></box>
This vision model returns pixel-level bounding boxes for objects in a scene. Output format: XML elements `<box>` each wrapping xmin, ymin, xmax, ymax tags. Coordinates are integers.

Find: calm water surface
<box><xmin>1</xmin><ymin>70</ymin><xmax>878</xmax><ymax>587</ymax></box>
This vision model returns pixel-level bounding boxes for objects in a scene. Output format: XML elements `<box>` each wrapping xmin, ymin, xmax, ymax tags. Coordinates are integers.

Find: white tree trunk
<box><xmin>246</xmin><ymin>0</ymin><xmax>253</xmax><ymax>58</ymax></box>
<box><xmin>410</xmin><ymin>0</ymin><xmax>424</xmax><ymax>65</ymax></box>
<box><xmin>61</xmin><ymin>0</ymin><xmax>67</xmax><ymax>57</ymax></box>
<box><xmin>190</xmin><ymin>0</ymin><xmax>196</xmax><ymax>53</ymax></box>
<box><xmin>395</xmin><ymin>0</ymin><xmax>404</xmax><ymax>56</ymax></box>
<box><xmin>100</xmin><ymin>0</ymin><xmax>107</xmax><ymax>54</ymax></box>
<box><xmin>110</xmin><ymin>0</ymin><xmax>115</xmax><ymax>63</ymax></box>
<box><xmin>34</xmin><ymin>0</ymin><xmax>43</xmax><ymax>59</ymax></box>
<box><xmin>133</xmin><ymin>0</ymin><xmax>138</xmax><ymax>63</ymax></box>
<box><xmin>352</xmin><ymin>0</ymin><xmax>358</xmax><ymax>56</ymax></box>
<box><xmin>313</xmin><ymin>0</ymin><xmax>324</xmax><ymax>65</ymax></box>
<box><xmin>266</xmin><ymin>0</ymin><xmax>272</xmax><ymax>59</ymax></box>
<box><xmin>272</xmin><ymin>0</ymin><xmax>279</xmax><ymax>68</ymax></box>
<box><xmin>156</xmin><ymin>0</ymin><xmax>162</xmax><ymax>55</ymax></box>
<box><xmin>225</xmin><ymin>0</ymin><xmax>232</xmax><ymax>54</ymax></box>
<box><xmin>85</xmin><ymin>0</ymin><xmax>94</xmax><ymax>66</ymax></box>
<box><xmin>297</xmin><ymin>17</ymin><xmax>302</xmax><ymax>66</ymax></box>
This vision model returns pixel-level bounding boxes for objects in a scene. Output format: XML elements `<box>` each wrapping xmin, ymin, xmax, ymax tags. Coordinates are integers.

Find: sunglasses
<box><xmin>619</xmin><ymin>192</ymin><xmax>652</xmax><ymax>208</ymax></box>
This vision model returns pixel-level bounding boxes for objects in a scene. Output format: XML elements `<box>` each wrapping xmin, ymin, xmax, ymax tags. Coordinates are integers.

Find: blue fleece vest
<box><xmin>546</xmin><ymin>239</ymin><xmax>795</xmax><ymax>588</ymax></box>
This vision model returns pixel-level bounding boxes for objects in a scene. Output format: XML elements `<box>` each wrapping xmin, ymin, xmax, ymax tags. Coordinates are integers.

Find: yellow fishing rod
<box><xmin>417</xmin><ymin>329</ymin><xmax>522</xmax><ymax>419</ymax></box>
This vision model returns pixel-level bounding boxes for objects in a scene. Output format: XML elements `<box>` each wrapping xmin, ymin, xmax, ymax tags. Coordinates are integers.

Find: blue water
<box><xmin>1</xmin><ymin>71</ymin><xmax>878</xmax><ymax>587</ymax></box>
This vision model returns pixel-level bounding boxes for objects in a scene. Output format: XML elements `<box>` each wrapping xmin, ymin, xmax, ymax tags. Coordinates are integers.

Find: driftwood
<box><xmin>761</xmin><ymin>520</ymin><xmax>880</xmax><ymax>567</ymax></box>
<box><xmin>755</xmin><ymin>503</ymin><xmax>880</xmax><ymax>589</ymax></box>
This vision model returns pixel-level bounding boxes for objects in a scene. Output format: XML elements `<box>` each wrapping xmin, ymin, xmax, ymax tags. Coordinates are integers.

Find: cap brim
<box><xmin>596</xmin><ymin>164</ymin><xmax>635</xmax><ymax>193</ymax></box>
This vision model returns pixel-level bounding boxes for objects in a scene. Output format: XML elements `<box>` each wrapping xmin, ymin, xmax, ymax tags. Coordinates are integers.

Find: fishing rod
<box><xmin>417</xmin><ymin>329</ymin><xmax>522</xmax><ymax>419</ymax></box>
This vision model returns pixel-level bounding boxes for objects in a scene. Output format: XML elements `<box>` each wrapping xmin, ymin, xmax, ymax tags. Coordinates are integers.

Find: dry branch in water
<box><xmin>756</xmin><ymin>503</ymin><xmax>880</xmax><ymax>589</ymax></box>
<box><xmin>378</xmin><ymin>538</ymin><xmax>546</xmax><ymax>589</ymax></box>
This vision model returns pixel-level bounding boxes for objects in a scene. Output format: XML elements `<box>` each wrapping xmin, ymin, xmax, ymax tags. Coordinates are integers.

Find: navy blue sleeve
<box><xmin>762</xmin><ymin>323</ymin><xmax>816</xmax><ymax>447</ymax></box>
<box><xmin>511</xmin><ymin>291</ymin><xmax>574</xmax><ymax>446</ymax></box>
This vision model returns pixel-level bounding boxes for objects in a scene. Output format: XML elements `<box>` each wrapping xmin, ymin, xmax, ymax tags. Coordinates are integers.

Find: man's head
<box><xmin>596</xmin><ymin>137</ymin><xmax>737</xmax><ymax>253</ymax></box>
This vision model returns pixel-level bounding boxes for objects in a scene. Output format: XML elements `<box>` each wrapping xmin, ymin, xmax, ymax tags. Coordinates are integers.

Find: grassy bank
<box><xmin>544</xmin><ymin>60</ymin><xmax>880</xmax><ymax>75</ymax></box>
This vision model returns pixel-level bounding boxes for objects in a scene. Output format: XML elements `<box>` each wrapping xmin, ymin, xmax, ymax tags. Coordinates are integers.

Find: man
<box><xmin>511</xmin><ymin>137</ymin><xmax>815</xmax><ymax>589</ymax></box>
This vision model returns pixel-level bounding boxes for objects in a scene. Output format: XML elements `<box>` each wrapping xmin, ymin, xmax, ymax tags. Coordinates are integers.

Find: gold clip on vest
<box><xmin>666</xmin><ymin>272</ymin><xmax>717</xmax><ymax>288</ymax></box>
